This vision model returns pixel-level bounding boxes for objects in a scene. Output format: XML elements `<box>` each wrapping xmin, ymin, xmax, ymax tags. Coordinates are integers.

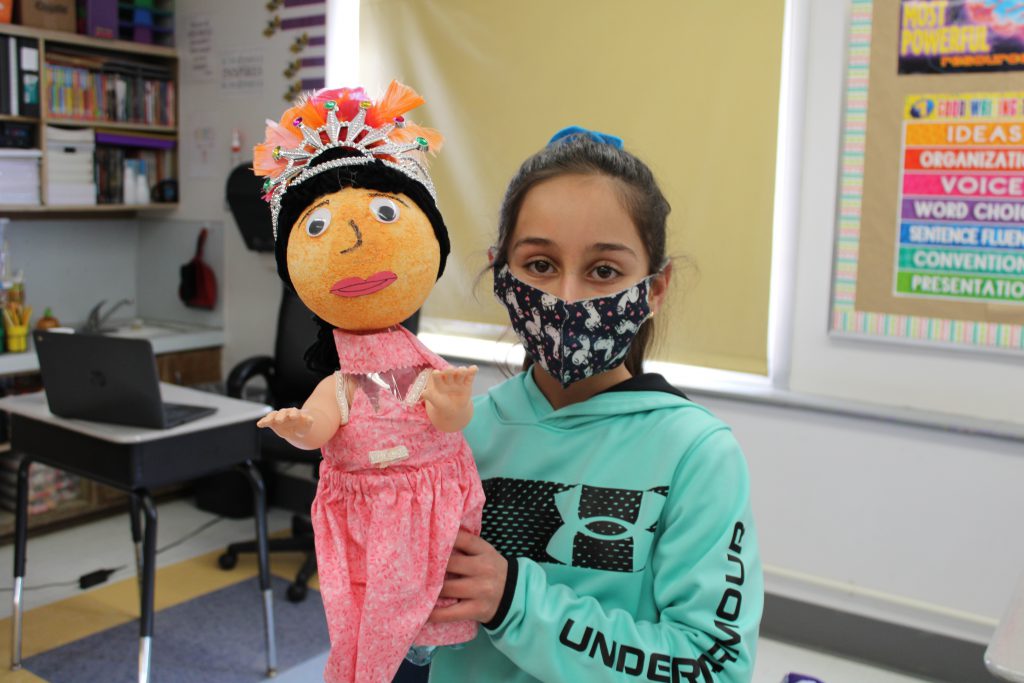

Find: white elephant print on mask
<box><xmin>525</xmin><ymin>309</ymin><xmax>543</xmax><ymax>338</ymax></box>
<box><xmin>617</xmin><ymin>286</ymin><xmax>641</xmax><ymax>314</ymax></box>
<box><xmin>593</xmin><ymin>337</ymin><xmax>615</xmax><ymax>361</ymax></box>
<box><xmin>582</xmin><ymin>300</ymin><xmax>602</xmax><ymax>331</ymax></box>
<box><xmin>571</xmin><ymin>336</ymin><xmax>592</xmax><ymax>367</ymax></box>
<box><xmin>544</xmin><ymin>324</ymin><xmax>561</xmax><ymax>359</ymax></box>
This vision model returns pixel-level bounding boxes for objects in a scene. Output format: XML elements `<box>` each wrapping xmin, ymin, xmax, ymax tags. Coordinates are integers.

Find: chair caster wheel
<box><xmin>218</xmin><ymin>552</ymin><xmax>238</xmax><ymax>570</ymax></box>
<box><xmin>286</xmin><ymin>582</ymin><xmax>307</xmax><ymax>602</ymax></box>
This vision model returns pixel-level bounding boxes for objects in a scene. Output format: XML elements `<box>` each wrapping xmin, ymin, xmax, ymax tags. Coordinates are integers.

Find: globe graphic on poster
<box><xmin>909</xmin><ymin>98</ymin><xmax>935</xmax><ymax>119</ymax></box>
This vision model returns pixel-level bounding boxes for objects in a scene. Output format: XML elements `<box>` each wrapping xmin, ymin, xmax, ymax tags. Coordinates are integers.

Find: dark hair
<box><xmin>492</xmin><ymin>134</ymin><xmax>671</xmax><ymax>376</ymax></box>
<box><xmin>273</xmin><ymin>147</ymin><xmax>450</xmax><ymax>373</ymax></box>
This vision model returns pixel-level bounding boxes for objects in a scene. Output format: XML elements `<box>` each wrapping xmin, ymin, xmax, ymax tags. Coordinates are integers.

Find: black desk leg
<box><xmin>138</xmin><ymin>493</ymin><xmax>157</xmax><ymax>683</ymax></box>
<box><xmin>238</xmin><ymin>460</ymin><xmax>277</xmax><ymax>677</ymax></box>
<box><xmin>129</xmin><ymin>493</ymin><xmax>144</xmax><ymax>597</ymax></box>
<box><xmin>10</xmin><ymin>456</ymin><xmax>32</xmax><ymax>671</ymax></box>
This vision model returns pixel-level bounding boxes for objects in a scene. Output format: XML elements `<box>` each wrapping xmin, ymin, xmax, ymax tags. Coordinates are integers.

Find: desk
<box><xmin>987</xmin><ymin>570</ymin><xmax>1024</xmax><ymax>682</ymax></box>
<box><xmin>0</xmin><ymin>384</ymin><xmax>275</xmax><ymax>683</ymax></box>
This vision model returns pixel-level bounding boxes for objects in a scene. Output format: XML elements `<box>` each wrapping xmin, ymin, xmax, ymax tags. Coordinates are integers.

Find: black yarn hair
<box><xmin>273</xmin><ymin>147</ymin><xmax>450</xmax><ymax>374</ymax></box>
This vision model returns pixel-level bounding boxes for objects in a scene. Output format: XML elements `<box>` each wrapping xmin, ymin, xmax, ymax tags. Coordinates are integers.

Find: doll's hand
<box><xmin>257</xmin><ymin>407</ymin><xmax>315</xmax><ymax>440</ymax></box>
<box><xmin>429</xmin><ymin>530</ymin><xmax>508</xmax><ymax>625</ymax></box>
<box><xmin>422</xmin><ymin>366</ymin><xmax>478</xmax><ymax>432</ymax></box>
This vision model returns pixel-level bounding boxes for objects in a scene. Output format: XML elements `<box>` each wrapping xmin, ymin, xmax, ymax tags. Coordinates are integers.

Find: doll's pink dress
<box><xmin>311</xmin><ymin>325</ymin><xmax>485</xmax><ymax>683</ymax></box>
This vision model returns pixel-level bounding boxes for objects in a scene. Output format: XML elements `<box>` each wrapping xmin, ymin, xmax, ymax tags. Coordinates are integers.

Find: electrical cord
<box><xmin>0</xmin><ymin>515</ymin><xmax>226</xmax><ymax>592</ymax></box>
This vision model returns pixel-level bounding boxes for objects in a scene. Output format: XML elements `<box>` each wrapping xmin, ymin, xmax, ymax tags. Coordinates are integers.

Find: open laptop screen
<box><xmin>33</xmin><ymin>331</ymin><xmax>214</xmax><ymax>429</ymax></box>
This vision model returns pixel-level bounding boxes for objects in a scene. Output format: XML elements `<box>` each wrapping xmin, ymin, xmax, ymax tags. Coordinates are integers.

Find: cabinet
<box><xmin>0</xmin><ymin>22</ymin><xmax>178</xmax><ymax>214</ymax></box>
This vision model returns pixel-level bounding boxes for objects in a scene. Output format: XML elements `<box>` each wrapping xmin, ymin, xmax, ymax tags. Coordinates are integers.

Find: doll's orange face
<box><xmin>286</xmin><ymin>187</ymin><xmax>440</xmax><ymax>331</ymax></box>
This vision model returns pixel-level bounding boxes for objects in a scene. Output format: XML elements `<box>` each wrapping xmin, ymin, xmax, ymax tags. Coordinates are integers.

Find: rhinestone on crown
<box><xmin>266</xmin><ymin>99</ymin><xmax>436</xmax><ymax>239</ymax></box>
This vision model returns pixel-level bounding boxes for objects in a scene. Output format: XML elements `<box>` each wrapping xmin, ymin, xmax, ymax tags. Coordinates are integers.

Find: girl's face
<box><xmin>286</xmin><ymin>186</ymin><xmax>440</xmax><ymax>331</ymax></box>
<box><xmin>506</xmin><ymin>173</ymin><xmax>669</xmax><ymax>308</ymax></box>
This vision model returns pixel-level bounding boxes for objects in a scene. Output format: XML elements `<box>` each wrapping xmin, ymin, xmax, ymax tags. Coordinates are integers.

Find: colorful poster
<box><xmin>899</xmin><ymin>0</ymin><xmax>1024</xmax><ymax>74</ymax></box>
<box><xmin>896</xmin><ymin>92</ymin><xmax>1024</xmax><ymax>304</ymax></box>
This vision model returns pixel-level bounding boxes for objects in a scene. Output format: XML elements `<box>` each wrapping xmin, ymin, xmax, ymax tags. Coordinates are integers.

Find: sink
<box><xmin>102</xmin><ymin>320</ymin><xmax>191</xmax><ymax>339</ymax></box>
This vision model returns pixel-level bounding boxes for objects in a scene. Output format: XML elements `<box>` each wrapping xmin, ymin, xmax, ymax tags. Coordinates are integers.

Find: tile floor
<box><xmin>0</xmin><ymin>499</ymin><xmax>936</xmax><ymax>683</ymax></box>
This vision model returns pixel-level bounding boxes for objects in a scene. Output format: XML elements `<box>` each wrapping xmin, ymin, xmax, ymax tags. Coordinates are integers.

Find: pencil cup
<box><xmin>5</xmin><ymin>325</ymin><xmax>27</xmax><ymax>352</ymax></box>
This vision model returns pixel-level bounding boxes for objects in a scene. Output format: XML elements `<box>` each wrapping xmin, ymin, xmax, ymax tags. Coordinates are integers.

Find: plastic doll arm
<box><xmin>422</xmin><ymin>365</ymin><xmax>478</xmax><ymax>432</ymax></box>
<box><xmin>256</xmin><ymin>373</ymin><xmax>341</xmax><ymax>450</ymax></box>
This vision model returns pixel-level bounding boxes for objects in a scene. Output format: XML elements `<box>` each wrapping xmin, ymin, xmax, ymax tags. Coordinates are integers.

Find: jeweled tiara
<box><xmin>253</xmin><ymin>81</ymin><xmax>442</xmax><ymax>239</ymax></box>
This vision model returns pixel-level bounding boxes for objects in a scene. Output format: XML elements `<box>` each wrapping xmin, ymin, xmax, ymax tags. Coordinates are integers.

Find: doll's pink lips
<box><xmin>330</xmin><ymin>271</ymin><xmax>397</xmax><ymax>297</ymax></box>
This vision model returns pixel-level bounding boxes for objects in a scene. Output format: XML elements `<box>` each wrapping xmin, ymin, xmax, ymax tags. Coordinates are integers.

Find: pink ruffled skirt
<box><xmin>311</xmin><ymin>447</ymin><xmax>484</xmax><ymax>683</ymax></box>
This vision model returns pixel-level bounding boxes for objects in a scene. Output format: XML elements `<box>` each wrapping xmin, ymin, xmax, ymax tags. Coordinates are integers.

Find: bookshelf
<box><xmin>0</xmin><ymin>21</ymin><xmax>178</xmax><ymax>215</ymax></box>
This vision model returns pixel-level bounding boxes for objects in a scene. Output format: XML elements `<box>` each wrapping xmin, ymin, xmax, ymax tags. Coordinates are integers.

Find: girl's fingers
<box><xmin>436</xmin><ymin>577</ymin><xmax>478</xmax><ymax>600</ymax></box>
<box><xmin>429</xmin><ymin>601</ymin><xmax>479</xmax><ymax>624</ymax></box>
<box><xmin>452</xmin><ymin>529</ymin><xmax>490</xmax><ymax>554</ymax></box>
<box><xmin>445</xmin><ymin>552</ymin><xmax>482</xmax><ymax>577</ymax></box>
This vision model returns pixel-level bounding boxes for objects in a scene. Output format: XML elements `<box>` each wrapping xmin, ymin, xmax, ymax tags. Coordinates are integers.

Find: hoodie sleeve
<box><xmin>483</xmin><ymin>427</ymin><xmax>763</xmax><ymax>683</ymax></box>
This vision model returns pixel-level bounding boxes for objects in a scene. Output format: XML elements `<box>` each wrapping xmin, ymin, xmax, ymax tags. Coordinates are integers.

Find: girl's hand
<box><xmin>429</xmin><ymin>530</ymin><xmax>508</xmax><ymax>625</ymax></box>
<box><xmin>422</xmin><ymin>366</ymin><xmax>478</xmax><ymax>432</ymax></box>
<box><xmin>257</xmin><ymin>407</ymin><xmax>314</xmax><ymax>440</ymax></box>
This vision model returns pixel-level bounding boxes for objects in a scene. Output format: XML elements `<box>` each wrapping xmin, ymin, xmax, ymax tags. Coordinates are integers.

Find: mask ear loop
<box><xmin>487</xmin><ymin>245</ymin><xmax>498</xmax><ymax>266</ymax></box>
<box><xmin>646</xmin><ymin>258</ymin><xmax>672</xmax><ymax>319</ymax></box>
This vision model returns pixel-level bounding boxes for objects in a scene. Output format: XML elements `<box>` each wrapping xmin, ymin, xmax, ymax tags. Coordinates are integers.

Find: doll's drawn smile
<box><xmin>331</xmin><ymin>271</ymin><xmax>397</xmax><ymax>297</ymax></box>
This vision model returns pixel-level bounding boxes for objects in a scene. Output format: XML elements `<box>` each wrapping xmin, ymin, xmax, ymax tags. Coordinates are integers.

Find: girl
<box><xmin>252</xmin><ymin>83</ymin><xmax>485</xmax><ymax>683</ymax></box>
<box><xmin>426</xmin><ymin>128</ymin><xmax>763</xmax><ymax>682</ymax></box>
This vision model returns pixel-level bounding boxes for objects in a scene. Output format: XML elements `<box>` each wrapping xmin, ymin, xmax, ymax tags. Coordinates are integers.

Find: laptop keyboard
<box><xmin>163</xmin><ymin>402</ymin><xmax>216</xmax><ymax>426</ymax></box>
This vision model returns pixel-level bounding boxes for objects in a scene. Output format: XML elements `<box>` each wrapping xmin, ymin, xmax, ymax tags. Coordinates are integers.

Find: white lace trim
<box><xmin>334</xmin><ymin>371</ymin><xmax>349</xmax><ymax>425</ymax></box>
<box><xmin>404</xmin><ymin>368</ymin><xmax>434</xmax><ymax>407</ymax></box>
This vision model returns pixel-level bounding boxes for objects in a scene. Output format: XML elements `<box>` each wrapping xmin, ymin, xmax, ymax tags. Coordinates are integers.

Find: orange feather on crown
<box><xmin>253</xmin><ymin>80</ymin><xmax>444</xmax><ymax>238</ymax></box>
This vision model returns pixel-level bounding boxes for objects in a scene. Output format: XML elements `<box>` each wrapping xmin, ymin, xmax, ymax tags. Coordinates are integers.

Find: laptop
<box><xmin>33</xmin><ymin>331</ymin><xmax>217</xmax><ymax>429</ymax></box>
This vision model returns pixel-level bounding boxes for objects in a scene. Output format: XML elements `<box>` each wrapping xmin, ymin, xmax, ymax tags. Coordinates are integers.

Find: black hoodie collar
<box><xmin>600</xmin><ymin>373</ymin><xmax>688</xmax><ymax>400</ymax></box>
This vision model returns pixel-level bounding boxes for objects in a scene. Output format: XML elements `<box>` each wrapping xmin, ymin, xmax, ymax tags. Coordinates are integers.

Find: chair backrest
<box><xmin>271</xmin><ymin>287</ymin><xmax>328</xmax><ymax>408</ymax></box>
<box><xmin>226</xmin><ymin>161</ymin><xmax>275</xmax><ymax>253</ymax></box>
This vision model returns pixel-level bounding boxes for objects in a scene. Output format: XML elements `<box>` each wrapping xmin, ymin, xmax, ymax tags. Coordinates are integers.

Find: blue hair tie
<box><xmin>548</xmin><ymin>126</ymin><xmax>624</xmax><ymax>149</ymax></box>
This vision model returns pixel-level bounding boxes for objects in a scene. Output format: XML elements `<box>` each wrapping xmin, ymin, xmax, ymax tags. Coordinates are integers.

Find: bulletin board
<box><xmin>830</xmin><ymin>0</ymin><xmax>1024</xmax><ymax>352</ymax></box>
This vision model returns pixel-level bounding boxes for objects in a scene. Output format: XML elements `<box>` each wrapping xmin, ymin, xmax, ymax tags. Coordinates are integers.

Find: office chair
<box><xmin>218</xmin><ymin>285</ymin><xmax>326</xmax><ymax>601</ymax></box>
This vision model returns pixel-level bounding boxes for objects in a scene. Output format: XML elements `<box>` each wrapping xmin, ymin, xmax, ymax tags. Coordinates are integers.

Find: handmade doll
<box><xmin>252</xmin><ymin>82</ymin><xmax>485</xmax><ymax>683</ymax></box>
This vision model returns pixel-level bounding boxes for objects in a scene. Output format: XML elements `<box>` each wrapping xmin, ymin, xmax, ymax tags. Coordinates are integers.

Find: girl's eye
<box><xmin>526</xmin><ymin>260</ymin><xmax>553</xmax><ymax>275</ymax></box>
<box><xmin>593</xmin><ymin>264</ymin><xmax>620</xmax><ymax>280</ymax></box>
<box><xmin>305</xmin><ymin>206</ymin><xmax>332</xmax><ymax>237</ymax></box>
<box><xmin>370</xmin><ymin>196</ymin><xmax>400</xmax><ymax>223</ymax></box>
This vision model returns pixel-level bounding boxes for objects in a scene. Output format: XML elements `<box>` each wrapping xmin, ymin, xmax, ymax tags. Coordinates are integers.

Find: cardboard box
<box><xmin>17</xmin><ymin>0</ymin><xmax>76</xmax><ymax>32</ymax></box>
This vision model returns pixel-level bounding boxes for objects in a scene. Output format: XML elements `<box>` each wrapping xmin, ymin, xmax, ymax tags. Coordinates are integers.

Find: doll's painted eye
<box><xmin>306</xmin><ymin>206</ymin><xmax>332</xmax><ymax>237</ymax></box>
<box><xmin>369</xmin><ymin>196</ymin><xmax>400</xmax><ymax>223</ymax></box>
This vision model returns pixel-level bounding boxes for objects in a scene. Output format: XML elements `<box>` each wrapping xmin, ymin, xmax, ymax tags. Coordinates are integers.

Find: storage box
<box><xmin>17</xmin><ymin>0</ymin><xmax>76</xmax><ymax>32</ymax></box>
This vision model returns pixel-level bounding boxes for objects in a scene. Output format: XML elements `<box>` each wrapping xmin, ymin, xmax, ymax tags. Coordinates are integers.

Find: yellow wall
<box><xmin>362</xmin><ymin>0</ymin><xmax>785</xmax><ymax>374</ymax></box>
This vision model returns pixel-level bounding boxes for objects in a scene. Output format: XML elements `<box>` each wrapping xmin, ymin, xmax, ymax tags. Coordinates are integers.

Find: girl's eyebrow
<box><xmin>512</xmin><ymin>237</ymin><xmax>637</xmax><ymax>258</ymax></box>
<box><xmin>369</xmin><ymin>192</ymin><xmax>409</xmax><ymax>208</ymax></box>
<box><xmin>300</xmin><ymin>199</ymin><xmax>329</xmax><ymax>222</ymax></box>
<box><xmin>512</xmin><ymin>236</ymin><xmax>554</xmax><ymax>251</ymax></box>
<box><xmin>589</xmin><ymin>242</ymin><xmax>638</xmax><ymax>258</ymax></box>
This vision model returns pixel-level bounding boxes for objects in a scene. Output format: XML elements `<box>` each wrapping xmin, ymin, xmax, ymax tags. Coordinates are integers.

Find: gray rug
<box><xmin>24</xmin><ymin>576</ymin><xmax>330</xmax><ymax>683</ymax></box>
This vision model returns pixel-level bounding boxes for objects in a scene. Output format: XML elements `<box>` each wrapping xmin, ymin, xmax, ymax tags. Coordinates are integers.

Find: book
<box><xmin>17</xmin><ymin>38</ymin><xmax>40</xmax><ymax>118</ymax></box>
<box><xmin>6</xmin><ymin>36</ymin><xmax>18</xmax><ymax>116</ymax></box>
<box><xmin>0</xmin><ymin>35</ymin><xmax>10</xmax><ymax>115</ymax></box>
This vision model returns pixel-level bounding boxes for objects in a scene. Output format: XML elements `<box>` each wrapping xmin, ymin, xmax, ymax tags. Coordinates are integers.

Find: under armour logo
<box><xmin>546</xmin><ymin>485</ymin><xmax>665</xmax><ymax>572</ymax></box>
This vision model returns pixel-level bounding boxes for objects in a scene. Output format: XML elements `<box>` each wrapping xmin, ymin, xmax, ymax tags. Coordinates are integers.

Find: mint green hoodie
<box><xmin>429</xmin><ymin>370</ymin><xmax>762</xmax><ymax>683</ymax></box>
